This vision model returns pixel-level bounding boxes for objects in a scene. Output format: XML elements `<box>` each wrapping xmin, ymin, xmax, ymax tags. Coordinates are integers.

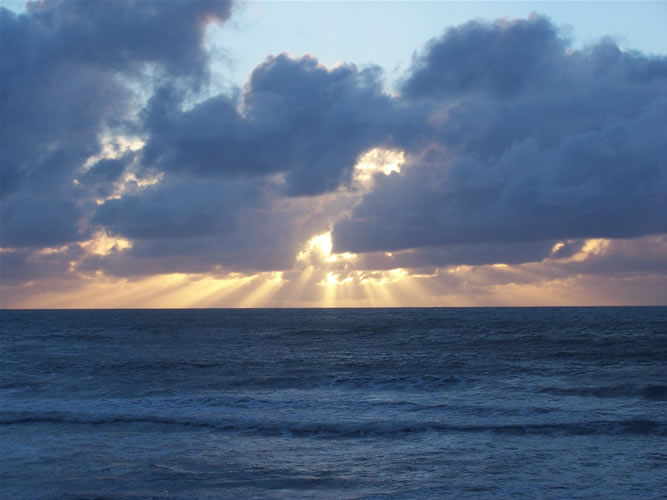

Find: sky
<box><xmin>1</xmin><ymin>0</ymin><xmax>666</xmax><ymax>308</ymax></box>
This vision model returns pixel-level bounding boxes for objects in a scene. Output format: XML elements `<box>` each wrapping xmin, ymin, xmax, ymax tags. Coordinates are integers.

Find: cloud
<box><xmin>140</xmin><ymin>53</ymin><xmax>397</xmax><ymax>196</ymax></box>
<box><xmin>0</xmin><ymin>246</ymin><xmax>84</xmax><ymax>286</ymax></box>
<box><xmin>401</xmin><ymin>15</ymin><xmax>567</xmax><ymax>98</ymax></box>
<box><xmin>355</xmin><ymin>240</ymin><xmax>561</xmax><ymax>271</ymax></box>
<box><xmin>80</xmin><ymin>176</ymin><xmax>349</xmax><ymax>277</ymax></box>
<box><xmin>93</xmin><ymin>178</ymin><xmax>253</xmax><ymax>240</ymax></box>
<box><xmin>0</xmin><ymin>0</ymin><xmax>232</xmax><ymax>248</ymax></box>
<box><xmin>22</xmin><ymin>0</ymin><xmax>232</xmax><ymax>80</ymax></box>
<box><xmin>333</xmin><ymin>16</ymin><xmax>667</xmax><ymax>262</ymax></box>
<box><xmin>546</xmin><ymin>235</ymin><xmax>667</xmax><ymax>278</ymax></box>
<box><xmin>82</xmin><ymin>176</ymin><xmax>306</xmax><ymax>275</ymax></box>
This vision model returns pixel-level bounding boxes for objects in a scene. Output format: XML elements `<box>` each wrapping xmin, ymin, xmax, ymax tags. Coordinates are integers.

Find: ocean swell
<box><xmin>3</xmin><ymin>411</ymin><xmax>665</xmax><ymax>438</ymax></box>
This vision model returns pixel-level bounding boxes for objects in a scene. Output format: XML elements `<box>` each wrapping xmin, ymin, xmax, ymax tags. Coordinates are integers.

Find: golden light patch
<box><xmin>571</xmin><ymin>238</ymin><xmax>611</xmax><ymax>262</ymax></box>
<box><xmin>83</xmin><ymin>135</ymin><xmax>145</xmax><ymax>171</ymax></box>
<box><xmin>353</xmin><ymin>147</ymin><xmax>405</xmax><ymax>187</ymax></box>
<box><xmin>326</xmin><ymin>252</ymin><xmax>356</xmax><ymax>263</ymax></box>
<box><xmin>448</xmin><ymin>265</ymin><xmax>472</xmax><ymax>274</ymax></box>
<box><xmin>319</xmin><ymin>271</ymin><xmax>354</xmax><ymax>287</ymax></box>
<box><xmin>81</xmin><ymin>231</ymin><xmax>133</xmax><ymax>256</ymax></box>
<box><xmin>95</xmin><ymin>171</ymin><xmax>164</xmax><ymax>205</ymax></box>
<box><xmin>37</xmin><ymin>245</ymin><xmax>70</xmax><ymax>256</ymax></box>
<box><xmin>551</xmin><ymin>241</ymin><xmax>566</xmax><ymax>254</ymax></box>
<box><xmin>581</xmin><ymin>238</ymin><xmax>610</xmax><ymax>255</ymax></box>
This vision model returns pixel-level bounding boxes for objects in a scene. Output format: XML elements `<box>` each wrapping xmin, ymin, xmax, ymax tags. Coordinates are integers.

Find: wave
<box><xmin>3</xmin><ymin>412</ymin><xmax>665</xmax><ymax>437</ymax></box>
<box><xmin>326</xmin><ymin>374</ymin><xmax>465</xmax><ymax>391</ymax></box>
<box><xmin>538</xmin><ymin>384</ymin><xmax>667</xmax><ymax>401</ymax></box>
<box><xmin>92</xmin><ymin>360</ymin><xmax>222</xmax><ymax>372</ymax></box>
<box><xmin>642</xmin><ymin>384</ymin><xmax>667</xmax><ymax>400</ymax></box>
<box><xmin>225</xmin><ymin>374</ymin><xmax>467</xmax><ymax>392</ymax></box>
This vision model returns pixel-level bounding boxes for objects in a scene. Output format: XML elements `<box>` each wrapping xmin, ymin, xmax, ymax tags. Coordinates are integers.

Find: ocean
<box><xmin>1</xmin><ymin>307</ymin><xmax>666</xmax><ymax>499</ymax></box>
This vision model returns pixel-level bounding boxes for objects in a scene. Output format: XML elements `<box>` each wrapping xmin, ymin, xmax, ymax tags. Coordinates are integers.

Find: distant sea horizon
<box><xmin>4</xmin><ymin>305</ymin><xmax>667</xmax><ymax>310</ymax></box>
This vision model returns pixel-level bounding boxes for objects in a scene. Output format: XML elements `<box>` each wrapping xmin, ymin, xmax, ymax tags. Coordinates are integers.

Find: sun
<box><xmin>308</xmin><ymin>233</ymin><xmax>333</xmax><ymax>257</ymax></box>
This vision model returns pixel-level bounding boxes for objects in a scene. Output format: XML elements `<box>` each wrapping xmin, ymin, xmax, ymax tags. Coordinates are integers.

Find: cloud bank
<box><xmin>1</xmin><ymin>3</ymin><xmax>666</xmax><ymax>305</ymax></box>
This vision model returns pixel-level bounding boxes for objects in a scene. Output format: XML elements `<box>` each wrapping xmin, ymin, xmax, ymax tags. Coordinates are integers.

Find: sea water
<box><xmin>1</xmin><ymin>307</ymin><xmax>666</xmax><ymax>499</ymax></box>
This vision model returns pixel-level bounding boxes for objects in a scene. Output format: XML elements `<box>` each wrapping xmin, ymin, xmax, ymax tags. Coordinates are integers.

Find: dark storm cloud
<box><xmin>0</xmin><ymin>0</ymin><xmax>232</xmax><ymax>248</ymax></box>
<box><xmin>333</xmin><ymin>16</ymin><xmax>667</xmax><ymax>259</ymax></box>
<box><xmin>140</xmin><ymin>54</ymin><xmax>398</xmax><ymax>195</ymax></box>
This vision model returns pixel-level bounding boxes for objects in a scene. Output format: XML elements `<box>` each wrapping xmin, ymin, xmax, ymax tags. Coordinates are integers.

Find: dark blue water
<box><xmin>1</xmin><ymin>308</ymin><xmax>666</xmax><ymax>498</ymax></box>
